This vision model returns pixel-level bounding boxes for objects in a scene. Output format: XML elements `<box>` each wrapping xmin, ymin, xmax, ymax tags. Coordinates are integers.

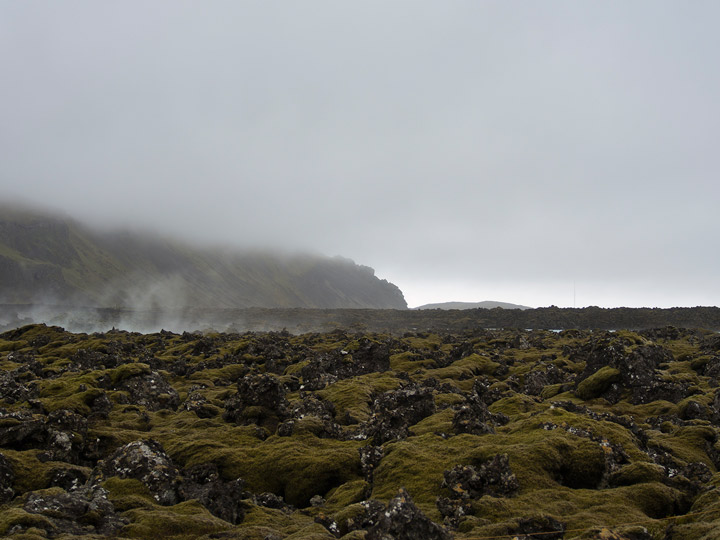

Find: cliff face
<box><xmin>0</xmin><ymin>207</ymin><xmax>407</xmax><ymax>310</ymax></box>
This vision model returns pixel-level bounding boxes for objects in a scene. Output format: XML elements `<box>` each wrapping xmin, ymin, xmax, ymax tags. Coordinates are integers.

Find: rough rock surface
<box><xmin>277</xmin><ymin>394</ymin><xmax>342</xmax><ymax>438</ymax></box>
<box><xmin>452</xmin><ymin>381</ymin><xmax>509</xmax><ymax>435</ymax></box>
<box><xmin>299</xmin><ymin>339</ymin><xmax>391</xmax><ymax>391</ymax></box>
<box><xmin>114</xmin><ymin>371</ymin><xmax>181</xmax><ymax>411</ymax></box>
<box><xmin>511</xmin><ymin>515</ymin><xmax>566</xmax><ymax>540</ymax></box>
<box><xmin>364</xmin><ymin>383</ymin><xmax>436</xmax><ymax>444</ymax></box>
<box><xmin>442</xmin><ymin>455</ymin><xmax>519</xmax><ymax>499</ymax></box>
<box><xmin>23</xmin><ymin>484</ymin><xmax>126</xmax><ymax>536</ymax></box>
<box><xmin>437</xmin><ymin>455</ymin><xmax>519</xmax><ymax>527</ymax></box>
<box><xmin>0</xmin><ymin>370</ymin><xmax>36</xmax><ymax>403</ymax></box>
<box><xmin>573</xmin><ymin>337</ymin><xmax>686</xmax><ymax>404</ymax></box>
<box><xmin>0</xmin><ymin>452</ymin><xmax>14</xmax><ymax>503</ymax></box>
<box><xmin>179</xmin><ymin>463</ymin><xmax>249</xmax><ymax>524</ymax></box>
<box><xmin>365</xmin><ymin>488</ymin><xmax>452</xmax><ymax>540</ymax></box>
<box><xmin>223</xmin><ymin>373</ymin><xmax>289</xmax><ymax>430</ymax></box>
<box><xmin>94</xmin><ymin>439</ymin><xmax>181</xmax><ymax>505</ymax></box>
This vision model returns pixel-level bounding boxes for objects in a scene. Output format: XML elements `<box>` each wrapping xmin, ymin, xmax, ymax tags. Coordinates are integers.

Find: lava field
<box><xmin>1</xmin><ymin>324</ymin><xmax>720</xmax><ymax>539</ymax></box>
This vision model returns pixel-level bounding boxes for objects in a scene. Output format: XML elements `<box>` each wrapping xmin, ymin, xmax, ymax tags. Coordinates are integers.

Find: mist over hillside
<box><xmin>0</xmin><ymin>206</ymin><xmax>407</xmax><ymax>314</ymax></box>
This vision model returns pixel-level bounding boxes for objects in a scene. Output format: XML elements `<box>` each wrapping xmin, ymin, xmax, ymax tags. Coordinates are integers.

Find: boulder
<box><xmin>441</xmin><ymin>454</ymin><xmax>519</xmax><ymax>499</ymax></box>
<box><xmin>364</xmin><ymin>383</ymin><xmax>435</xmax><ymax>445</ymax></box>
<box><xmin>180</xmin><ymin>463</ymin><xmax>249</xmax><ymax>524</ymax></box>
<box><xmin>366</xmin><ymin>488</ymin><xmax>451</xmax><ymax>540</ymax></box>
<box><xmin>223</xmin><ymin>373</ymin><xmax>289</xmax><ymax>431</ymax></box>
<box><xmin>94</xmin><ymin>439</ymin><xmax>181</xmax><ymax>505</ymax></box>
<box><xmin>0</xmin><ymin>452</ymin><xmax>14</xmax><ymax>503</ymax></box>
<box><xmin>452</xmin><ymin>382</ymin><xmax>509</xmax><ymax>435</ymax></box>
<box><xmin>573</xmin><ymin>338</ymin><xmax>686</xmax><ymax>404</ymax></box>
<box><xmin>114</xmin><ymin>371</ymin><xmax>180</xmax><ymax>411</ymax></box>
<box><xmin>23</xmin><ymin>484</ymin><xmax>126</xmax><ymax>536</ymax></box>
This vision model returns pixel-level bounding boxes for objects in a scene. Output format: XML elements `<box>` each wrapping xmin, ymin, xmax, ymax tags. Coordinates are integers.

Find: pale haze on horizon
<box><xmin>1</xmin><ymin>1</ymin><xmax>718</xmax><ymax>309</ymax></box>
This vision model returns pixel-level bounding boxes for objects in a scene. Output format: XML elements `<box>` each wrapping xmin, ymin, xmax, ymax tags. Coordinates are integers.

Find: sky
<box><xmin>1</xmin><ymin>1</ymin><xmax>719</xmax><ymax>309</ymax></box>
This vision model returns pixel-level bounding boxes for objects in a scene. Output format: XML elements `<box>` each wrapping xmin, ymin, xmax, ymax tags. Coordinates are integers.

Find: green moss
<box><xmin>410</xmin><ymin>409</ymin><xmax>454</xmax><ymax>436</ymax></box>
<box><xmin>5</xmin><ymin>325</ymin><xmax>720</xmax><ymax>539</ymax></box>
<box><xmin>613</xmin><ymin>399</ymin><xmax>678</xmax><ymax>418</ymax></box>
<box><xmin>325</xmin><ymin>480</ymin><xmax>369</xmax><ymax>510</ymax></box>
<box><xmin>44</xmin><ymin>386</ymin><xmax>107</xmax><ymax>415</ymax></box>
<box><xmin>103</xmin><ymin>477</ymin><xmax>156</xmax><ymax>510</ymax></box>
<box><xmin>389</xmin><ymin>351</ymin><xmax>434</xmax><ymax>372</ymax></box>
<box><xmin>109</xmin><ymin>363</ymin><xmax>151</xmax><ymax>385</ymax></box>
<box><xmin>489</xmin><ymin>394</ymin><xmax>543</xmax><ymax>418</ymax></box>
<box><xmin>434</xmin><ymin>392</ymin><xmax>464</xmax><ymax>408</ymax></box>
<box><xmin>241</xmin><ymin>504</ymin><xmax>299</xmax><ymax>529</ymax></box>
<box><xmin>403</xmin><ymin>334</ymin><xmax>443</xmax><ymax>351</ymax></box>
<box><xmin>238</xmin><ymin>503</ymin><xmax>327</xmax><ymax>537</ymax></box>
<box><xmin>609</xmin><ymin>462</ymin><xmax>666</xmax><ymax>486</ymax></box>
<box><xmin>317</xmin><ymin>373</ymin><xmax>399</xmax><ymax>423</ymax></box>
<box><xmin>623</xmin><ymin>482</ymin><xmax>681</xmax><ymax>519</ymax></box>
<box><xmin>0</xmin><ymin>507</ymin><xmax>56</xmax><ymax>536</ymax></box>
<box><xmin>575</xmin><ymin>366</ymin><xmax>621</xmax><ymax>400</ymax></box>
<box><xmin>284</xmin><ymin>523</ymin><xmax>336</xmax><ymax>539</ymax></box>
<box><xmin>369</xmin><ymin>434</ymin><xmax>499</xmax><ymax>519</ymax></box>
<box><xmin>2</xmin><ymin>450</ymin><xmax>56</xmax><ymax>494</ymax></box>
<box><xmin>690</xmin><ymin>355</ymin><xmax>713</xmax><ymax>372</ymax></box>
<box><xmin>161</xmin><ymin>426</ymin><xmax>362</xmax><ymax>508</ymax></box>
<box><xmin>540</xmin><ymin>383</ymin><xmax>565</xmax><ymax>400</ymax></box>
<box><xmin>120</xmin><ymin>500</ymin><xmax>232</xmax><ymax>539</ymax></box>
<box><xmin>652</xmin><ymin>425</ymin><xmax>718</xmax><ymax>469</ymax></box>
<box><xmin>189</xmin><ymin>363</ymin><xmax>246</xmax><ymax>383</ymax></box>
<box><xmin>429</xmin><ymin>354</ymin><xmax>500</xmax><ymax>381</ymax></box>
<box><xmin>242</xmin><ymin>434</ymin><xmax>362</xmax><ymax>507</ymax></box>
<box><xmin>0</xmin><ymin>339</ymin><xmax>29</xmax><ymax>352</ymax></box>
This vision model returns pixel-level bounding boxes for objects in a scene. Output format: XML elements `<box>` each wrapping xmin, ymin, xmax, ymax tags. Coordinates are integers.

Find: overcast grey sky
<box><xmin>1</xmin><ymin>1</ymin><xmax>718</xmax><ymax>308</ymax></box>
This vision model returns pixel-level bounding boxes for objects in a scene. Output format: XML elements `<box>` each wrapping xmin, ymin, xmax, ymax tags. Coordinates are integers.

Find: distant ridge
<box><xmin>413</xmin><ymin>301</ymin><xmax>532</xmax><ymax>310</ymax></box>
<box><xmin>0</xmin><ymin>205</ymin><xmax>407</xmax><ymax>310</ymax></box>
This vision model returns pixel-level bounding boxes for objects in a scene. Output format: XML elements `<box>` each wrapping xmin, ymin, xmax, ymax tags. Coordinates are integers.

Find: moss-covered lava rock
<box><xmin>1</xmin><ymin>324</ymin><xmax>720</xmax><ymax>539</ymax></box>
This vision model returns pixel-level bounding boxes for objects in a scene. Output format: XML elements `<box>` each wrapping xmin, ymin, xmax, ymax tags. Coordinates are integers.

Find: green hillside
<box><xmin>0</xmin><ymin>206</ymin><xmax>406</xmax><ymax>310</ymax></box>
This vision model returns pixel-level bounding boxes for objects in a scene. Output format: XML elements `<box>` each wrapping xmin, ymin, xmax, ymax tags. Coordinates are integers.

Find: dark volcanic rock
<box><xmin>94</xmin><ymin>439</ymin><xmax>181</xmax><ymax>505</ymax></box>
<box><xmin>114</xmin><ymin>371</ymin><xmax>180</xmax><ymax>411</ymax></box>
<box><xmin>180</xmin><ymin>463</ymin><xmax>249</xmax><ymax>524</ymax></box>
<box><xmin>364</xmin><ymin>383</ymin><xmax>436</xmax><ymax>445</ymax></box>
<box><xmin>0</xmin><ymin>408</ymin><xmax>94</xmax><ymax>464</ymax></box>
<box><xmin>512</xmin><ymin>515</ymin><xmax>566</xmax><ymax>540</ymax></box>
<box><xmin>70</xmin><ymin>348</ymin><xmax>117</xmax><ymax>370</ymax></box>
<box><xmin>573</xmin><ymin>337</ymin><xmax>686</xmax><ymax>404</ymax></box>
<box><xmin>277</xmin><ymin>395</ymin><xmax>342</xmax><ymax>439</ymax></box>
<box><xmin>299</xmin><ymin>338</ymin><xmax>391</xmax><ymax>390</ymax></box>
<box><xmin>342</xmin><ymin>499</ymin><xmax>386</xmax><ymax>535</ymax></box>
<box><xmin>0</xmin><ymin>408</ymin><xmax>48</xmax><ymax>449</ymax></box>
<box><xmin>49</xmin><ymin>466</ymin><xmax>91</xmax><ymax>491</ymax></box>
<box><xmin>452</xmin><ymin>381</ymin><xmax>509</xmax><ymax>435</ymax></box>
<box><xmin>254</xmin><ymin>491</ymin><xmax>294</xmax><ymax>512</ymax></box>
<box><xmin>23</xmin><ymin>484</ymin><xmax>126</xmax><ymax>536</ymax></box>
<box><xmin>442</xmin><ymin>454</ymin><xmax>519</xmax><ymax>499</ymax></box>
<box><xmin>180</xmin><ymin>390</ymin><xmax>219</xmax><ymax>418</ymax></box>
<box><xmin>0</xmin><ymin>452</ymin><xmax>14</xmax><ymax>503</ymax></box>
<box><xmin>523</xmin><ymin>362</ymin><xmax>568</xmax><ymax>396</ymax></box>
<box><xmin>366</xmin><ymin>488</ymin><xmax>451</xmax><ymax>540</ymax></box>
<box><xmin>223</xmin><ymin>373</ymin><xmax>289</xmax><ymax>431</ymax></box>
<box><xmin>359</xmin><ymin>445</ymin><xmax>384</xmax><ymax>483</ymax></box>
<box><xmin>437</xmin><ymin>454</ymin><xmax>518</xmax><ymax>529</ymax></box>
<box><xmin>0</xmin><ymin>370</ymin><xmax>36</xmax><ymax>403</ymax></box>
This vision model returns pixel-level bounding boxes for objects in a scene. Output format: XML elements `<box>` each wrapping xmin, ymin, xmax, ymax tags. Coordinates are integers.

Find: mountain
<box><xmin>0</xmin><ymin>205</ymin><xmax>407</xmax><ymax>310</ymax></box>
<box><xmin>413</xmin><ymin>301</ymin><xmax>531</xmax><ymax>310</ymax></box>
